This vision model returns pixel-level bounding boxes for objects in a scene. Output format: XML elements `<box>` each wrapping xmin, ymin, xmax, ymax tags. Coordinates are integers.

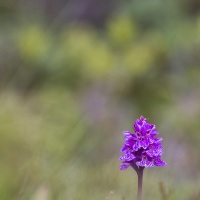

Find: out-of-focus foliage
<box><xmin>107</xmin><ymin>15</ymin><xmax>138</xmax><ymax>47</ymax></box>
<box><xmin>1</xmin><ymin>0</ymin><xmax>200</xmax><ymax>199</ymax></box>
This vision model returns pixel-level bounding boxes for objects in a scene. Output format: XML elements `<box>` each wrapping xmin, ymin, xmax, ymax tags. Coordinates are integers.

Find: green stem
<box><xmin>137</xmin><ymin>167</ymin><xmax>144</xmax><ymax>200</ymax></box>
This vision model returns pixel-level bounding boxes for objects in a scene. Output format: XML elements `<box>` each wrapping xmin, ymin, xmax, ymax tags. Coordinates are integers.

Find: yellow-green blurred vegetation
<box><xmin>1</xmin><ymin>0</ymin><xmax>200</xmax><ymax>199</ymax></box>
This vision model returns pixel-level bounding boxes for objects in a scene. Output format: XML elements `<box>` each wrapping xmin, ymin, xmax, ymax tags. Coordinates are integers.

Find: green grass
<box><xmin>0</xmin><ymin>90</ymin><xmax>199</xmax><ymax>200</ymax></box>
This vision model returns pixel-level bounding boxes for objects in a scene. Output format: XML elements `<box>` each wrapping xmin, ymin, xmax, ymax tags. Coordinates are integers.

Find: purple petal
<box><xmin>123</xmin><ymin>131</ymin><xmax>137</xmax><ymax>141</ymax></box>
<box><xmin>150</xmin><ymin>128</ymin><xmax>159</xmax><ymax>136</ymax></box>
<box><xmin>153</xmin><ymin>137</ymin><xmax>163</xmax><ymax>143</ymax></box>
<box><xmin>121</xmin><ymin>144</ymin><xmax>129</xmax><ymax>152</ymax></box>
<box><xmin>123</xmin><ymin>131</ymin><xmax>132</xmax><ymax>135</ymax></box>
<box><xmin>120</xmin><ymin>163</ymin><xmax>130</xmax><ymax>170</ymax></box>
<box><xmin>132</xmin><ymin>141</ymin><xmax>140</xmax><ymax>151</ymax></box>
<box><xmin>119</xmin><ymin>155</ymin><xmax>125</xmax><ymax>160</ymax></box>
<box><xmin>139</xmin><ymin>139</ymin><xmax>149</xmax><ymax>149</ymax></box>
<box><xmin>154</xmin><ymin>157</ymin><xmax>167</xmax><ymax>166</ymax></box>
<box><xmin>136</xmin><ymin>159</ymin><xmax>154</xmax><ymax>168</ymax></box>
<box><xmin>146</xmin><ymin>143</ymin><xmax>164</xmax><ymax>157</ymax></box>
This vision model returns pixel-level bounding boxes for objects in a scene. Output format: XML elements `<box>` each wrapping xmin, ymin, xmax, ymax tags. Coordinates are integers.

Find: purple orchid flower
<box><xmin>119</xmin><ymin>116</ymin><xmax>166</xmax><ymax>200</ymax></box>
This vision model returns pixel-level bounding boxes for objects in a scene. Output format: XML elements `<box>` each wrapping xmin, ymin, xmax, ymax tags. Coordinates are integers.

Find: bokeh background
<box><xmin>1</xmin><ymin>0</ymin><xmax>200</xmax><ymax>199</ymax></box>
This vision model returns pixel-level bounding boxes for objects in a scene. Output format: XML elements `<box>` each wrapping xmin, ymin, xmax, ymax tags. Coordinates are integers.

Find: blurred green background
<box><xmin>1</xmin><ymin>0</ymin><xmax>200</xmax><ymax>199</ymax></box>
